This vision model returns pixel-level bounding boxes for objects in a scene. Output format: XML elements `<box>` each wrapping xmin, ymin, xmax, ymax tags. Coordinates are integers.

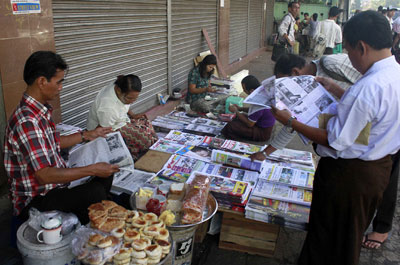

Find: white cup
<box><xmin>36</xmin><ymin>217</ymin><xmax>63</xmax><ymax>245</ymax></box>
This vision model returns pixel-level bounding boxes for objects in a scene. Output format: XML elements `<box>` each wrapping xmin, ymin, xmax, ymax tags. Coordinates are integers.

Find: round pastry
<box><xmin>97</xmin><ymin>236</ymin><xmax>112</xmax><ymax>248</ymax></box>
<box><xmin>132</xmin><ymin>219</ymin><xmax>147</xmax><ymax>229</ymax></box>
<box><xmin>147</xmin><ymin>256</ymin><xmax>161</xmax><ymax>265</ymax></box>
<box><xmin>123</xmin><ymin>242</ymin><xmax>133</xmax><ymax>249</ymax></box>
<box><xmin>88</xmin><ymin>234</ymin><xmax>104</xmax><ymax>246</ymax></box>
<box><xmin>113</xmin><ymin>258</ymin><xmax>131</xmax><ymax>265</ymax></box>
<box><xmin>113</xmin><ymin>248</ymin><xmax>131</xmax><ymax>261</ymax></box>
<box><xmin>84</xmin><ymin>249</ymin><xmax>103</xmax><ymax>265</ymax></box>
<box><xmin>156</xmin><ymin>228</ymin><xmax>169</xmax><ymax>241</ymax></box>
<box><xmin>139</xmin><ymin>228</ymin><xmax>153</xmax><ymax>241</ymax></box>
<box><xmin>131</xmin><ymin>257</ymin><xmax>148</xmax><ymax>265</ymax></box>
<box><xmin>141</xmin><ymin>237</ymin><xmax>151</xmax><ymax>247</ymax></box>
<box><xmin>143</xmin><ymin>212</ymin><xmax>158</xmax><ymax>223</ymax></box>
<box><xmin>124</xmin><ymin>228</ymin><xmax>140</xmax><ymax>242</ymax></box>
<box><xmin>144</xmin><ymin>244</ymin><xmax>162</xmax><ymax>259</ymax></box>
<box><xmin>126</xmin><ymin>210</ymin><xmax>140</xmax><ymax>223</ymax></box>
<box><xmin>77</xmin><ymin>248</ymin><xmax>89</xmax><ymax>260</ymax></box>
<box><xmin>149</xmin><ymin>220</ymin><xmax>164</xmax><ymax>228</ymax></box>
<box><xmin>155</xmin><ymin>239</ymin><xmax>171</xmax><ymax>254</ymax></box>
<box><xmin>131</xmin><ymin>238</ymin><xmax>149</xmax><ymax>251</ymax></box>
<box><xmin>111</xmin><ymin>227</ymin><xmax>126</xmax><ymax>238</ymax></box>
<box><xmin>108</xmin><ymin>235</ymin><xmax>120</xmax><ymax>247</ymax></box>
<box><xmin>138</xmin><ymin>211</ymin><xmax>144</xmax><ymax>218</ymax></box>
<box><xmin>143</xmin><ymin>226</ymin><xmax>159</xmax><ymax>237</ymax></box>
<box><xmin>131</xmin><ymin>249</ymin><xmax>146</xmax><ymax>259</ymax></box>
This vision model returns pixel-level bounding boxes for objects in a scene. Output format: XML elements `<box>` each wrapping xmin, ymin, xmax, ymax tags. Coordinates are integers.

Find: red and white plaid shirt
<box><xmin>4</xmin><ymin>93</ymin><xmax>66</xmax><ymax>216</ymax></box>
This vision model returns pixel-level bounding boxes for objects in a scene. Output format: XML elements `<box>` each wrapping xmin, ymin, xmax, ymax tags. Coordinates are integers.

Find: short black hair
<box><xmin>23</xmin><ymin>51</ymin><xmax>68</xmax><ymax>86</ymax></box>
<box><xmin>312</xmin><ymin>13</ymin><xmax>318</xmax><ymax>21</ymax></box>
<box><xmin>288</xmin><ymin>1</ymin><xmax>299</xmax><ymax>8</ymax></box>
<box><xmin>199</xmin><ymin>54</ymin><xmax>217</xmax><ymax>78</ymax></box>
<box><xmin>274</xmin><ymin>54</ymin><xmax>306</xmax><ymax>76</ymax></box>
<box><xmin>114</xmin><ymin>74</ymin><xmax>142</xmax><ymax>93</ymax></box>
<box><xmin>343</xmin><ymin>10</ymin><xmax>392</xmax><ymax>50</ymax></box>
<box><xmin>241</xmin><ymin>75</ymin><xmax>260</xmax><ymax>93</ymax></box>
<box><xmin>304</xmin><ymin>13</ymin><xmax>309</xmax><ymax>16</ymax></box>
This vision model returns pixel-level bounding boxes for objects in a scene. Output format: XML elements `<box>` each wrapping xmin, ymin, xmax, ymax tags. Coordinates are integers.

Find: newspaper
<box><xmin>149</xmin><ymin>139</ymin><xmax>184</xmax><ymax>154</ymax></box>
<box><xmin>243</xmin><ymin>76</ymin><xmax>276</xmax><ymax>108</ymax></box>
<box><xmin>221</xmin><ymin>140</ymin><xmax>265</xmax><ymax>154</ymax></box>
<box><xmin>198</xmin><ymin>136</ymin><xmax>225</xmax><ymax>149</ymax></box>
<box><xmin>163</xmin><ymin>130</ymin><xmax>205</xmax><ymax>146</ymax></box>
<box><xmin>111</xmin><ymin>169</ymin><xmax>155</xmax><ymax>194</ymax></box>
<box><xmin>67</xmin><ymin>132</ymin><xmax>134</xmax><ymax>188</ymax></box>
<box><xmin>252</xmin><ymin>179</ymin><xmax>312</xmax><ymax>206</ymax></box>
<box><xmin>200</xmin><ymin>163</ymin><xmax>259</xmax><ymax>187</ymax></box>
<box><xmin>191</xmin><ymin>118</ymin><xmax>226</xmax><ymax>129</ymax></box>
<box><xmin>259</xmin><ymin>164</ymin><xmax>314</xmax><ymax>190</ymax></box>
<box><xmin>266</xmin><ymin>148</ymin><xmax>314</xmax><ymax>167</ymax></box>
<box><xmin>184</xmin><ymin>123</ymin><xmax>221</xmax><ymax>135</ymax></box>
<box><xmin>161</xmin><ymin>154</ymin><xmax>207</xmax><ymax>175</ymax></box>
<box><xmin>211</xmin><ymin>149</ymin><xmax>264</xmax><ymax>172</ymax></box>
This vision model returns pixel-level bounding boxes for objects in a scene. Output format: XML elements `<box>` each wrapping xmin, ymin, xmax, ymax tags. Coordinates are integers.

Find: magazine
<box><xmin>211</xmin><ymin>149</ymin><xmax>264</xmax><ymax>172</ymax></box>
<box><xmin>221</xmin><ymin>140</ymin><xmax>265</xmax><ymax>154</ymax></box>
<box><xmin>156</xmin><ymin>169</ymin><xmax>191</xmax><ymax>183</ymax></box>
<box><xmin>163</xmin><ymin>130</ymin><xmax>204</xmax><ymax>146</ymax></box>
<box><xmin>201</xmin><ymin>163</ymin><xmax>259</xmax><ymax>187</ymax></box>
<box><xmin>199</xmin><ymin>136</ymin><xmax>225</xmax><ymax>149</ymax></box>
<box><xmin>111</xmin><ymin>169</ymin><xmax>155</xmax><ymax>194</ymax></box>
<box><xmin>184</xmin><ymin>123</ymin><xmax>221</xmax><ymax>136</ymax></box>
<box><xmin>162</xmin><ymin>154</ymin><xmax>207</xmax><ymax>175</ymax></box>
<box><xmin>252</xmin><ymin>179</ymin><xmax>312</xmax><ymax>206</ymax></box>
<box><xmin>209</xmin><ymin>175</ymin><xmax>251</xmax><ymax>203</ymax></box>
<box><xmin>150</xmin><ymin>139</ymin><xmax>184</xmax><ymax>154</ymax></box>
<box><xmin>245</xmin><ymin>195</ymin><xmax>310</xmax><ymax>230</ymax></box>
<box><xmin>259</xmin><ymin>164</ymin><xmax>314</xmax><ymax>190</ymax></box>
<box><xmin>175</xmin><ymin>145</ymin><xmax>212</xmax><ymax>162</ymax></box>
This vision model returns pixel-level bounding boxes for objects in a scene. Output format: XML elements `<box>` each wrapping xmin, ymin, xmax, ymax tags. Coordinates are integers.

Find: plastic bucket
<box><xmin>166</xmin><ymin>225</ymin><xmax>198</xmax><ymax>265</ymax></box>
<box><xmin>17</xmin><ymin>221</ymin><xmax>78</xmax><ymax>265</ymax></box>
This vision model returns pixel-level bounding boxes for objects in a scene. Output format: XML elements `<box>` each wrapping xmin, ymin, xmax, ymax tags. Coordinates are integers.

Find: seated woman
<box><xmin>221</xmin><ymin>75</ymin><xmax>275</xmax><ymax>142</ymax></box>
<box><xmin>87</xmin><ymin>74</ymin><xmax>158</xmax><ymax>161</ymax></box>
<box><xmin>187</xmin><ymin>54</ymin><xmax>227</xmax><ymax>113</ymax></box>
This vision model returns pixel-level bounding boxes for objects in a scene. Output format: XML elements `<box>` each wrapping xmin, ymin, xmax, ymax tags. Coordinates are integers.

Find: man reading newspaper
<box><xmin>4</xmin><ymin>51</ymin><xmax>120</xmax><ymax>224</ymax></box>
<box><xmin>260</xmin><ymin>11</ymin><xmax>400</xmax><ymax>265</ymax></box>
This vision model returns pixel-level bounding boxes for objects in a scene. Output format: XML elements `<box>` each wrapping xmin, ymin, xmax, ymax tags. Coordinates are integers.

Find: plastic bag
<box><xmin>181</xmin><ymin>173</ymin><xmax>211</xmax><ymax>224</ymax></box>
<box><xmin>70</xmin><ymin>226</ymin><xmax>122</xmax><ymax>264</ymax></box>
<box><xmin>28</xmin><ymin>208</ymin><xmax>79</xmax><ymax>235</ymax></box>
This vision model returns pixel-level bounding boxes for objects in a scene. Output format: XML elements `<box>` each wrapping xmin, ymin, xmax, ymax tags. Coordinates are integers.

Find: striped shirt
<box><xmin>4</xmin><ymin>93</ymin><xmax>66</xmax><ymax>216</ymax></box>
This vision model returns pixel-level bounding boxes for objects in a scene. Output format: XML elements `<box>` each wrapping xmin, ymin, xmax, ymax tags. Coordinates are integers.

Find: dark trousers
<box><xmin>18</xmin><ymin>176</ymin><xmax>113</xmax><ymax>225</ymax></box>
<box><xmin>372</xmin><ymin>150</ymin><xmax>400</xmax><ymax>233</ymax></box>
<box><xmin>324</xmin><ymin>47</ymin><xmax>334</xmax><ymax>54</ymax></box>
<box><xmin>298</xmin><ymin>156</ymin><xmax>392</xmax><ymax>265</ymax></box>
<box><xmin>221</xmin><ymin>118</ymin><xmax>273</xmax><ymax>142</ymax></box>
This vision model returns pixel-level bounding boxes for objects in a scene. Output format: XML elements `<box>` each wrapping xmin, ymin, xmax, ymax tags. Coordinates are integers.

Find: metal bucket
<box><xmin>17</xmin><ymin>221</ymin><xmax>79</xmax><ymax>265</ymax></box>
<box><xmin>168</xmin><ymin>225</ymin><xmax>197</xmax><ymax>265</ymax></box>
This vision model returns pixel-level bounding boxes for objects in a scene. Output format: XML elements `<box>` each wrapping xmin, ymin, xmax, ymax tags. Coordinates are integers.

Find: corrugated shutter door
<box><xmin>247</xmin><ymin>0</ymin><xmax>263</xmax><ymax>53</ymax></box>
<box><xmin>229</xmin><ymin>0</ymin><xmax>248</xmax><ymax>64</ymax></box>
<box><xmin>53</xmin><ymin>1</ymin><xmax>168</xmax><ymax>128</ymax></box>
<box><xmin>171</xmin><ymin>0</ymin><xmax>218</xmax><ymax>90</ymax></box>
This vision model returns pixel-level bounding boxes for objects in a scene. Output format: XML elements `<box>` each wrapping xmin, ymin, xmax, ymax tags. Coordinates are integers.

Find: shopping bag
<box><xmin>271</xmin><ymin>43</ymin><xmax>289</xmax><ymax>62</ymax></box>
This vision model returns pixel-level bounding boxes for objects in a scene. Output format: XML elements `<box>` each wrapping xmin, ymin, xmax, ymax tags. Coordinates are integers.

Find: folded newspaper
<box><xmin>67</xmin><ymin>132</ymin><xmax>134</xmax><ymax>188</ymax></box>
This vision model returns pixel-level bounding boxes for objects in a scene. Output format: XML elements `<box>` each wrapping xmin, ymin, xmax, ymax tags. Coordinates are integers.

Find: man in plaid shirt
<box><xmin>4</xmin><ymin>51</ymin><xmax>120</xmax><ymax>224</ymax></box>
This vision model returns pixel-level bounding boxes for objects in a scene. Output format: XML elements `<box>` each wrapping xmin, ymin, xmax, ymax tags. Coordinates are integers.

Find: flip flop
<box><xmin>362</xmin><ymin>234</ymin><xmax>384</xmax><ymax>249</ymax></box>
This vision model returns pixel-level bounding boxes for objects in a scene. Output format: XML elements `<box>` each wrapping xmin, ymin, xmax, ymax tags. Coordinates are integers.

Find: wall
<box><xmin>0</xmin><ymin>0</ymin><xmax>58</xmax><ymax>186</ymax></box>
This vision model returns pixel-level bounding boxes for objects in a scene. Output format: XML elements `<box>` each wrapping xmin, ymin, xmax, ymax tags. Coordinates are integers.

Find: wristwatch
<box><xmin>80</xmin><ymin>130</ymin><xmax>88</xmax><ymax>143</ymax></box>
<box><xmin>286</xmin><ymin>116</ymin><xmax>297</xmax><ymax>131</ymax></box>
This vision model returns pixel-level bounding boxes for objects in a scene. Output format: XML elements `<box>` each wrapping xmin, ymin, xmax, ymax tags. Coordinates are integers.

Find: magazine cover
<box><xmin>267</xmin><ymin>148</ymin><xmax>314</xmax><ymax>167</ymax></box>
<box><xmin>221</xmin><ymin>140</ymin><xmax>265</xmax><ymax>154</ymax></box>
<box><xmin>175</xmin><ymin>145</ymin><xmax>212</xmax><ymax>162</ymax></box>
<box><xmin>149</xmin><ymin>139</ymin><xmax>184</xmax><ymax>154</ymax></box>
<box><xmin>201</xmin><ymin>163</ymin><xmax>259</xmax><ymax>187</ymax></box>
<box><xmin>199</xmin><ymin>136</ymin><xmax>226</xmax><ymax>149</ymax></box>
<box><xmin>163</xmin><ymin>154</ymin><xmax>207</xmax><ymax>174</ymax></box>
<box><xmin>163</xmin><ymin>130</ymin><xmax>205</xmax><ymax>146</ymax></box>
<box><xmin>211</xmin><ymin>149</ymin><xmax>264</xmax><ymax>172</ymax></box>
<box><xmin>259</xmin><ymin>164</ymin><xmax>314</xmax><ymax>190</ymax></box>
<box><xmin>156</xmin><ymin>169</ymin><xmax>190</xmax><ymax>183</ymax></box>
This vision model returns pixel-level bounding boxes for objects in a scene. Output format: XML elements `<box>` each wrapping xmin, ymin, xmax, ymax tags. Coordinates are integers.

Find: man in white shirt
<box><xmin>278</xmin><ymin>1</ymin><xmax>300</xmax><ymax>53</ymax></box>
<box><xmin>270</xmin><ymin>11</ymin><xmax>400</xmax><ymax>265</ymax></box>
<box><xmin>386</xmin><ymin>6</ymin><xmax>397</xmax><ymax>30</ymax></box>
<box><xmin>315</xmin><ymin>6</ymin><xmax>343</xmax><ymax>54</ymax></box>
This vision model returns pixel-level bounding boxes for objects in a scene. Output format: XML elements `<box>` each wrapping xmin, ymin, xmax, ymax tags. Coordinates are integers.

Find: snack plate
<box><xmin>129</xmin><ymin>192</ymin><xmax>218</xmax><ymax>229</ymax></box>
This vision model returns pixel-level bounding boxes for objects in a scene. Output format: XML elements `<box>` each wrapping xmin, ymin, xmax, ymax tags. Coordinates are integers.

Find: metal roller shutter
<box><xmin>53</xmin><ymin>0</ymin><xmax>168</xmax><ymax>128</ymax></box>
<box><xmin>247</xmin><ymin>0</ymin><xmax>263</xmax><ymax>53</ymax></box>
<box><xmin>171</xmin><ymin>0</ymin><xmax>218</xmax><ymax>90</ymax></box>
<box><xmin>229</xmin><ymin>0</ymin><xmax>248</xmax><ymax>64</ymax></box>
